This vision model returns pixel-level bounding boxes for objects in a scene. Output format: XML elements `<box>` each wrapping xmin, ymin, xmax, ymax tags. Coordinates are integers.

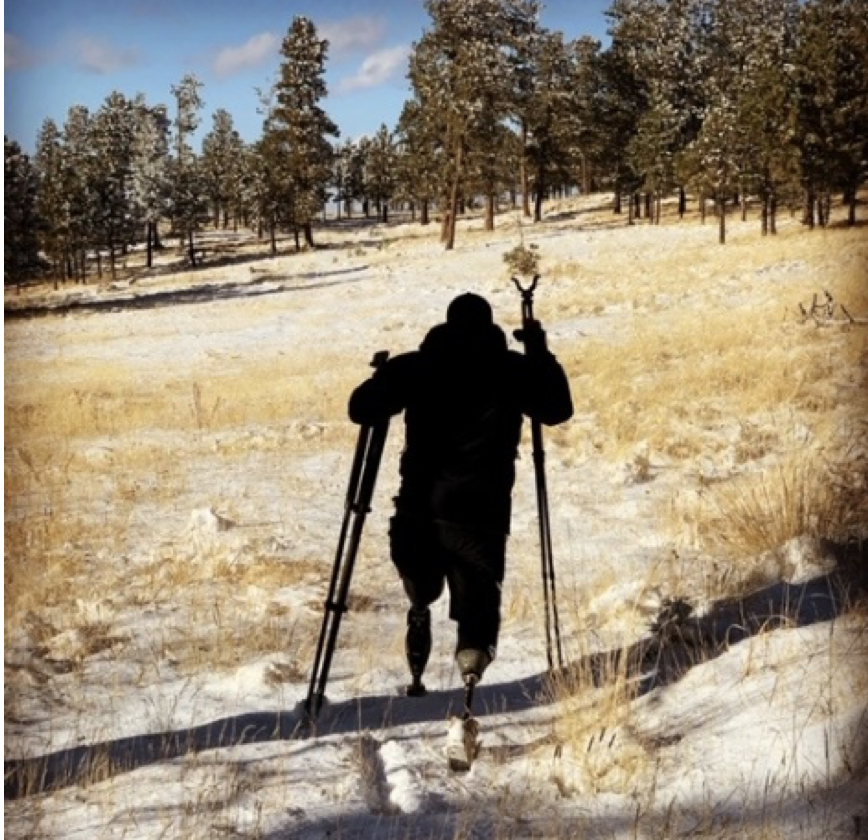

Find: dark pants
<box><xmin>389</xmin><ymin>513</ymin><xmax>507</xmax><ymax>658</ymax></box>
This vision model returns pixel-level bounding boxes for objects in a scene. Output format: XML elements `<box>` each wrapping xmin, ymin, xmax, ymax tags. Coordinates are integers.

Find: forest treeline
<box><xmin>4</xmin><ymin>0</ymin><xmax>867</xmax><ymax>286</ymax></box>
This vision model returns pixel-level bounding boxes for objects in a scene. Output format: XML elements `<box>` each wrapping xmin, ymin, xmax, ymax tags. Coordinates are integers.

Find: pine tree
<box><xmin>130</xmin><ymin>97</ymin><xmax>171</xmax><ymax>267</ymax></box>
<box><xmin>519</xmin><ymin>29</ymin><xmax>580</xmax><ymax>222</ymax></box>
<box><xmin>600</xmin><ymin>0</ymin><xmax>653</xmax><ymax>217</ymax></box>
<box><xmin>795</xmin><ymin>0</ymin><xmax>868</xmax><ymax>226</ymax></box>
<box><xmin>411</xmin><ymin>0</ymin><xmax>530</xmax><ymax>249</ymax></box>
<box><xmin>395</xmin><ymin>100</ymin><xmax>442</xmax><ymax>225</ymax></box>
<box><xmin>250</xmin><ymin>130</ymin><xmax>293</xmax><ymax>254</ymax></box>
<box><xmin>33</xmin><ymin>118</ymin><xmax>70</xmax><ymax>283</ymax></box>
<box><xmin>365</xmin><ymin>125</ymin><xmax>398</xmax><ymax>222</ymax></box>
<box><xmin>346</xmin><ymin>141</ymin><xmax>369</xmax><ymax>218</ymax></box>
<box><xmin>91</xmin><ymin>91</ymin><xmax>139</xmax><ymax>279</ymax></box>
<box><xmin>677</xmin><ymin>0</ymin><xmax>755</xmax><ymax>243</ymax></box>
<box><xmin>267</xmin><ymin>16</ymin><xmax>339</xmax><ymax>248</ymax></box>
<box><xmin>4</xmin><ymin>137</ymin><xmax>41</xmax><ymax>288</ymax></box>
<box><xmin>331</xmin><ymin>139</ymin><xmax>354</xmax><ymax>220</ymax></box>
<box><xmin>201</xmin><ymin>108</ymin><xmax>246</xmax><ymax>229</ymax></box>
<box><xmin>732</xmin><ymin>0</ymin><xmax>800</xmax><ymax>234</ymax></box>
<box><xmin>170</xmin><ymin>74</ymin><xmax>208</xmax><ymax>265</ymax></box>
<box><xmin>570</xmin><ymin>36</ymin><xmax>608</xmax><ymax>197</ymax></box>
<box><xmin>623</xmin><ymin>0</ymin><xmax>710</xmax><ymax>223</ymax></box>
<box><xmin>62</xmin><ymin>106</ymin><xmax>98</xmax><ymax>281</ymax></box>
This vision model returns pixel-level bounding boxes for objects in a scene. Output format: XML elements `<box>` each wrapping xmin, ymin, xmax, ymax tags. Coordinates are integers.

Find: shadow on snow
<box><xmin>3</xmin><ymin>265</ymin><xmax>369</xmax><ymax>320</ymax></box>
<box><xmin>5</xmin><ymin>548</ymin><xmax>866</xmax><ymax>800</ymax></box>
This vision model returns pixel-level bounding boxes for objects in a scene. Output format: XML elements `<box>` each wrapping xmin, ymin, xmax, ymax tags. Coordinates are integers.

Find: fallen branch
<box><xmin>797</xmin><ymin>290</ymin><xmax>863</xmax><ymax>327</ymax></box>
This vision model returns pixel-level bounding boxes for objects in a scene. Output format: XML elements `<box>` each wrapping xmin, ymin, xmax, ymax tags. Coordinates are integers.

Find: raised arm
<box><xmin>348</xmin><ymin>352</ymin><xmax>419</xmax><ymax>426</ymax></box>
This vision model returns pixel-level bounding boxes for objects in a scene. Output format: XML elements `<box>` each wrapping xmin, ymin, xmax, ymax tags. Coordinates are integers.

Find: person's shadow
<box><xmin>6</xmin><ymin>543</ymin><xmax>865</xmax><ymax>800</ymax></box>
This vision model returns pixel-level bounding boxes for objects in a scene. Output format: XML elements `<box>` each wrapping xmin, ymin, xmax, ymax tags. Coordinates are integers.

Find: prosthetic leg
<box><xmin>446</xmin><ymin>649</ymin><xmax>490</xmax><ymax>772</ymax></box>
<box><xmin>405</xmin><ymin>607</ymin><xmax>432</xmax><ymax>696</ymax></box>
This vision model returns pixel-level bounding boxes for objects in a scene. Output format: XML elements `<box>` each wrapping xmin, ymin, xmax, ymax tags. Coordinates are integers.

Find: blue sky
<box><xmin>5</xmin><ymin>0</ymin><xmax>612</xmax><ymax>154</ymax></box>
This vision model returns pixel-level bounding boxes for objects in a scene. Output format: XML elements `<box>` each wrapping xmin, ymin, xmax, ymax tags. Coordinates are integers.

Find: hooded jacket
<box><xmin>349</xmin><ymin>318</ymin><xmax>573</xmax><ymax>534</ymax></box>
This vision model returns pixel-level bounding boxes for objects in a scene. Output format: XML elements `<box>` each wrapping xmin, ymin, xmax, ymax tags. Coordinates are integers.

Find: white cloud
<box><xmin>5</xmin><ymin>33</ymin><xmax>39</xmax><ymax>71</ymax></box>
<box><xmin>72</xmin><ymin>35</ymin><xmax>141</xmax><ymax>74</ymax></box>
<box><xmin>337</xmin><ymin>44</ymin><xmax>411</xmax><ymax>93</ymax></box>
<box><xmin>212</xmin><ymin>32</ymin><xmax>279</xmax><ymax>78</ymax></box>
<box><xmin>320</xmin><ymin>17</ymin><xmax>386</xmax><ymax>59</ymax></box>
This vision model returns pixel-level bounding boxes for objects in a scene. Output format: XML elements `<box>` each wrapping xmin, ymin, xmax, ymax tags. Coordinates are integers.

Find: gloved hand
<box><xmin>513</xmin><ymin>319</ymin><xmax>548</xmax><ymax>354</ymax></box>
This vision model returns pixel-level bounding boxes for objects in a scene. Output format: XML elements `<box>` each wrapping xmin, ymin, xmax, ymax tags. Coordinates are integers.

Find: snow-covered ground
<box><xmin>5</xmin><ymin>196</ymin><xmax>868</xmax><ymax>838</ymax></box>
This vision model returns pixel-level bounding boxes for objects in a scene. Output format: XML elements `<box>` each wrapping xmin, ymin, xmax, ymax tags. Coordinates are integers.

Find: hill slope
<box><xmin>5</xmin><ymin>197</ymin><xmax>867</xmax><ymax>838</ymax></box>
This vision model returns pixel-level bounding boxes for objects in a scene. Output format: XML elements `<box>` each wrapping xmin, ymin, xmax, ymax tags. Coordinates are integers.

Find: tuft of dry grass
<box><xmin>687</xmin><ymin>452</ymin><xmax>868</xmax><ymax>560</ymax></box>
<box><xmin>542</xmin><ymin>638</ymin><xmax>650</xmax><ymax>796</ymax></box>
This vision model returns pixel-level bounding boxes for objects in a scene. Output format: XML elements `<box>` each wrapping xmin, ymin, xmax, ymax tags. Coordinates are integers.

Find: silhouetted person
<box><xmin>349</xmin><ymin>292</ymin><xmax>573</xmax><ymax>692</ymax></box>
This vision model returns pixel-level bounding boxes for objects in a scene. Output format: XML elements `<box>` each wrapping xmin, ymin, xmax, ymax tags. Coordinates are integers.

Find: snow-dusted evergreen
<box><xmin>5</xmin><ymin>0</ymin><xmax>867</xmax><ymax>286</ymax></box>
<box><xmin>4</xmin><ymin>137</ymin><xmax>40</xmax><ymax>286</ymax></box>
<box><xmin>265</xmin><ymin>16</ymin><xmax>339</xmax><ymax>249</ymax></box>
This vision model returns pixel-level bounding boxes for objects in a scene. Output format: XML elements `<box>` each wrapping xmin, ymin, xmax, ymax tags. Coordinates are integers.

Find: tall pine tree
<box><xmin>91</xmin><ymin>91</ymin><xmax>139</xmax><ymax>279</ymax></box>
<box><xmin>796</xmin><ymin>0</ymin><xmax>868</xmax><ymax>226</ymax></box>
<box><xmin>267</xmin><ymin>16</ymin><xmax>339</xmax><ymax>248</ymax></box>
<box><xmin>130</xmin><ymin>97</ymin><xmax>171</xmax><ymax>267</ymax></box>
<box><xmin>411</xmin><ymin>0</ymin><xmax>531</xmax><ymax>249</ymax></box>
<box><xmin>4</xmin><ymin>137</ymin><xmax>41</xmax><ymax>288</ymax></box>
<box><xmin>201</xmin><ymin>109</ymin><xmax>246</xmax><ymax>229</ymax></box>
<box><xmin>169</xmin><ymin>74</ymin><xmax>208</xmax><ymax>265</ymax></box>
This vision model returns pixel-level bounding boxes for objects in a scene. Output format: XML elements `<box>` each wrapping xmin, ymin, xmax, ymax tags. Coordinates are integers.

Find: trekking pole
<box><xmin>304</xmin><ymin>351</ymin><xmax>390</xmax><ymax>719</ymax></box>
<box><xmin>512</xmin><ymin>277</ymin><xmax>565</xmax><ymax>672</ymax></box>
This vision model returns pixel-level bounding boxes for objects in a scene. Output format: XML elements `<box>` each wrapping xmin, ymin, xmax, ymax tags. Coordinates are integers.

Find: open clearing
<box><xmin>5</xmin><ymin>195</ymin><xmax>868</xmax><ymax>838</ymax></box>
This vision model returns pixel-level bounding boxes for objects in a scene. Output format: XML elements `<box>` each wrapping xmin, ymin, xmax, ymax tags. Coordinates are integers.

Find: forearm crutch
<box><xmin>512</xmin><ymin>277</ymin><xmax>565</xmax><ymax>671</ymax></box>
<box><xmin>304</xmin><ymin>351</ymin><xmax>390</xmax><ymax>718</ymax></box>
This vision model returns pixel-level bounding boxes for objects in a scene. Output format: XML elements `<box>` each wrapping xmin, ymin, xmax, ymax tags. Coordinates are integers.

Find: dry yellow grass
<box><xmin>686</xmin><ymin>452</ymin><xmax>868</xmax><ymax>560</ymax></box>
<box><xmin>5</xmin><ymin>192</ymin><xmax>867</xmax><ymax>840</ymax></box>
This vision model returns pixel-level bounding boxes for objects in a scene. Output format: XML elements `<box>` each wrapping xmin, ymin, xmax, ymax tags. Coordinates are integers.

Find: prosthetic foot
<box><xmin>447</xmin><ymin>648</ymin><xmax>491</xmax><ymax>772</ymax></box>
<box><xmin>405</xmin><ymin>607</ymin><xmax>431</xmax><ymax>696</ymax></box>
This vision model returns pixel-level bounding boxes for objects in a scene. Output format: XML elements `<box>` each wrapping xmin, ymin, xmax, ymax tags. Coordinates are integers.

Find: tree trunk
<box><xmin>718</xmin><ymin>195</ymin><xmax>726</xmax><ymax>245</ymax></box>
<box><xmin>445</xmin><ymin>139</ymin><xmax>464</xmax><ymax>251</ymax></box>
<box><xmin>534</xmin><ymin>161</ymin><xmax>545</xmax><ymax>223</ymax></box>
<box><xmin>580</xmin><ymin>153</ymin><xmax>590</xmax><ymax>195</ymax></box>
<box><xmin>520</xmin><ymin>123</ymin><xmax>531</xmax><ymax>218</ymax></box>
<box><xmin>421</xmin><ymin>199</ymin><xmax>430</xmax><ymax>226</ymax></box>
<box><xmin>770</xmin><ymin>193</ymin><xmax>777</xmax><ymax>234</ymax></box>
<box><xmin>269</xmin><ymin>219</ymin><xmax>277</xmax><ymax>256</ymax></box>
<box><xmin>678</xmin><ymin>186</ymin><xmax>686</xmax><ymax>218</ymax></box>
<box><xmin>613</xmin><ymin>191</ymin><xmax>622</xmax><ymax>214</ymax></box>
<box><xmin>761</xmin><ymin>195</ymin><xmax>769</xmax><ymax>236</ymax></box>
<box><xmin>187</xmin><ymin>230</ymin><xmax>197</xmax><ymax>267</ymax></box>
<box><xmin>803</xmin><ymin>190</ymin><xmax>815</xmax><ymax>229</ymax></box>
<box><xmin>485</xmin><ymin>193</ymin><xmax>495</xmax><ymax>231</ymax></box>
<box><xmin>146</xmin><ymin>222</ymin><xmax>154</xmax><ymax>268</ymax></box>
<box><xmin>304</xmin><ymin>222</ymin><xmax>314</xmax><ymax>248</ymax></box>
